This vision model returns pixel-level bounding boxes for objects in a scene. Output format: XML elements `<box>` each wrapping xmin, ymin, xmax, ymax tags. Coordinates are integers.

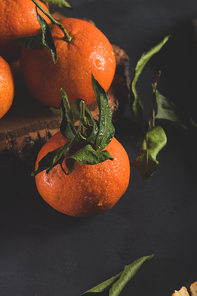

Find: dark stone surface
<box><xmin>1</xmin><ymin>1</ymin><xmax>197</xmax><ymax>295</ymax></box>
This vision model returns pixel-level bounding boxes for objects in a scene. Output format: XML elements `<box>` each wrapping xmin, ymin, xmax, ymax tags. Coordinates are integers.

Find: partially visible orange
<box><xmin>0</xmin><ymin>0</ymin><xmax>51</xmax><ymax>62</ymax></box>
<box><xmin>0</xmin><ymin>56</ymin><xmax>14</xmax><ymax>119</ymax></box>
<box><xmin>20</xmin><ymin>17</ymin><xmax>116</xmax><ymax>108</ymax></box>
<box><xmin>34</xmin><ymin>131</ymin><xmax>130</xmax><ymax>217</ymax></box>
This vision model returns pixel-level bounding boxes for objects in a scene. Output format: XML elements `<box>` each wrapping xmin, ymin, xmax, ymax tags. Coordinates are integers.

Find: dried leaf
<box><xmin>131</xmin><ymin>126</ymin><xmax>167</xmax><ymax>180</ymax></box>
<box><xmin>130</xmin><ymin>36</ymin><xmax>170</xmax><ymax>127</ymax></box>
<box><xmin>155</xmin><ymin>90</ymin><xmax>187</xmax><ymax>129</ymax></box>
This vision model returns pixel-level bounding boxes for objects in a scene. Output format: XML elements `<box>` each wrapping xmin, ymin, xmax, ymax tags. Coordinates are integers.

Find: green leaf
<box><xmin>148</xmin><ymin>71</ymin><xmax>161</xmax><ymax>129</ymax></box>
<box><xmin>63</xmin><ymin>157</ymin><xmax>77</xmax><ymax>175</ymax></box>
<box><xmin>91</xmin><ymin>73</ymin><xmax>115</xmax><ymax>151</ymax></box>
<box><xmin>32</xmin><ymin>0</ymin><xmax>72</xmax><ymax>43</ymax></box>
<box><xmin>15</xmin><ymin>0</ymin><xmax>72</xmax><ymax>57</ymax></box>
<box><xmin>131</xmin><ymin>126</ymin><xmax>167</xmax><ymax>180</ymax></box>
<box><xmin>71</xmin><ymin>99</ymin><xmax>99</xmax><ymax>143</ymax></box>
<box><xmin>190</xmin><ymin>117</ymin><xmax>197</xmax><ymax>127</ymax></box>
<box><xmin>65</xmin><ymin>145</ymin><xmax>113</xmax><ymax>175</ymax></box>
<box><xmin>12</xmin><ymin>33</ymin><xmax>43</xmax><ymax>49</ymax></box>
<box><xmin>155</xmin><ymin>90</ymin><xmax>187</xmax><ymax>129</ymax></box>
<box><xmin>31</xmin><ymin>132</ymin><xmax>80</xmax><ymax>176</ymax></box>
<box><xmin>109</xmin><ymin>255</ymin><xmax>154</xmax><ymax>296</ymax></box>
<box><xmin>36</xmin><ymin>10</ymin><xmax>57</xmax><ymax>63</ymax></box>
<box><xmin>81</xmin><ymin>255</ymin><xmax>154</xmax><ymax>295</ymax></box>
<box><xmin>70</xmin><ymin>98</ymin><xmax>84</xmax><ymax>120</ymax></box>
<box><xmin>81</xmin><ymin>273</ymin><xmax>122</xmax><ymax>295</ymax></box>
<box><xmin>130</xmin><ymin>35</ymin><xmax>170</xmax><ymax>127</ymax></box>
<box><xmin>68</xmin><ymin>144</ymin><xmax>113</xmax><ymax>165</ymax></box>
<box><xmin>42</xmin><ymin>0</ymin><xmax>72</xmax><ymax>9</ymax></box>
<box><xmin>60</xmin><ymin>89</ymin><xmax>78</xmax><ymax>141</ymax></box>
<box><xmin>12</xmin><ymin>4</ymin><xmax>57</xmax><ymax>58</ymax></box>
<box><xmin>49</xmin><ymin>107</ymin><xmax>61</xmax><ymax>115</ymax></box>
<box><xmin>31</xmin><ymin>143</ymin><xmax>69</xmax><ymax>176</ymax></box>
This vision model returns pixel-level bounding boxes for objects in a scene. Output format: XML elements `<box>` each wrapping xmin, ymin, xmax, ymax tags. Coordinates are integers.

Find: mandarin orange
<box><xmin>34</xmin><ymin>131</ymin><xmax>130</xmax><ymax>217</ymax></box>
<box><xmin>0</xmin><ymin>0</ymin><xmax>51</xmax><ymax>62</ymax></box>
<box><xmin>0</xmin><ymin>56</ymin><xmax>15</xmax><ymax>119</ymax></box>
<box><xmin>20</xmin><ymin>17</ymin><xmax>116</xmax><ymax>108</ymax></box>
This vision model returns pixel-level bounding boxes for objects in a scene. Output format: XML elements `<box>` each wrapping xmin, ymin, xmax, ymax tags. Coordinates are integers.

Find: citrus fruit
<box><xmin>0</xmin><ymin>0</ymin><xmax>51</xmax><ymax>62</ymax></box>
<box><xmin>0</xmin><ymin>56</ymin><xmax>15</xmax><ymax>119</ymax></box>
<box><xmin>172</xmin><ymin>282</ymin><xmax>197</xmax><ymax>296</ymax></box>
<box><xmin>34</xmin><ymin>131</ymin><xmax>130</xmax><ymax>217</ymax></box>
<box><xmin>190</xmin><ymin>282</ymin><xmax>197</xmax><ymax>296</ymax></box>
<box><xmin>20</xmin><ymin>17</ymin><xmax>116</xmax><ymax>108</ymax></box>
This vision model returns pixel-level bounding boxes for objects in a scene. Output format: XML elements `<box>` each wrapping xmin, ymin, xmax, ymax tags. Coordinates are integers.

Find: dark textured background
<box><xmin>1</xmin><ymin>0</ymin><xmax>197</xmax><ymax>295</ymax></box>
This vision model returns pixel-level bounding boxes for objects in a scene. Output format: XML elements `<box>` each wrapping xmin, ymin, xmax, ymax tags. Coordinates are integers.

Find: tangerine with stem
<box><xmin>20</xmin><ymin>16</ymin><xmax>116</xmax><ymax>108</ymax></box>
<box><xmin>32</xmin><ymin>75</ymin><xmax>130</xmax><ymax>217</ymax></box>
<box><xmin>34</xmin><ymin>132</ymin><xmax>130</xmax><ymax>217</ymax></box>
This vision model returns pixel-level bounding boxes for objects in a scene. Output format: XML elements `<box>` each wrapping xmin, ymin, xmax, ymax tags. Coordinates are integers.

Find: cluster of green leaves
<box><xmin>31</xmin><ymin>74</ymin><xmax>115</xmax><ymax>176</ymax></box>
<box><xmin>130</xmin><ymin>35</ymin><xmax>187</xmax><ymax>180</ymax></box>
<box><xmin>81</xmin><ymin>255</ymin><xmax>154</xmax><ymax>296</ymax></box>
<box><xmin>13</xmin><ymin>0</ymin><xmax>72</xmax><ymax>63</ymax></box>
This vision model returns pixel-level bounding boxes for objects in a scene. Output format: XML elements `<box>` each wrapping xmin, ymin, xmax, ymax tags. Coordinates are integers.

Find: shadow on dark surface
<box><xmin>0</xmin><ymin>163</ymin><xmax>84</xmax><ymax>228</ymax></box>
<box><xmin>148</xmin><ymin>19</ymin><xmax>197</xmax><ymax>125</ymax></box>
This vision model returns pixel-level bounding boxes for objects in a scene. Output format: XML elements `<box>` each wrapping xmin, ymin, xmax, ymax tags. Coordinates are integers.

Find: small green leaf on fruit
<box><xmin>131</xmin><ymin>126</ymin><xmax>167</xmax><ymax>180</ymax></box>
<box><xmin>60</xmin><ymin>89</ymin><xmax>77</xmax><ymax>141</ymax></box>
<box><xmin>65</xmin><ymin>145</ymin><xmax>113</xmax><ymax>175</ymax></box>
<box><xmin>36</xmin><ymin>11</ymin><xmax>57</xmax><ymax>63</ymax></box>
<box><xmin>70</xmin><ymin>99</ymin><xmax>99</xmax><ymax>143</ymax></box>
<box><xmin>12</xmin><ymin>33</ymin><xmax>43</xmax><ymax>49</ymax></box>
<box><xmin>91</xmin><ymin>73</ymin><xmax>115</xmax><ymax>151</ymax></box>
<box><xmin>31</xmin><ymin>144</ymin><xmax>68</xmax><ymax>176</ymax></box>
<box><xmin>68</xmin><ymin>144</ymin><xmax>113</xmax><ymax>165</ymax></box>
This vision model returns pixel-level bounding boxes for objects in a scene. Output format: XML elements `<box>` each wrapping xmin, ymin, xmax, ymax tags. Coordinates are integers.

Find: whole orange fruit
<box><xmin>0</xmin><ymin>0</ymin><xmax>51</xmax><ymax>62</ymax></box>
<box><xmin>34</xmin><ymin>131</ymin><xmax>130</xmax><ymax>217</ymax></box>
<box><xmin>20</xmin><ymin>17</ymin><xmax>116</xmax><ymax>108</ymax></box>
<box><xmin>0</xmin><ymin>56</ymin><xmax>14</xmax><ymax>119</ymax></box>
